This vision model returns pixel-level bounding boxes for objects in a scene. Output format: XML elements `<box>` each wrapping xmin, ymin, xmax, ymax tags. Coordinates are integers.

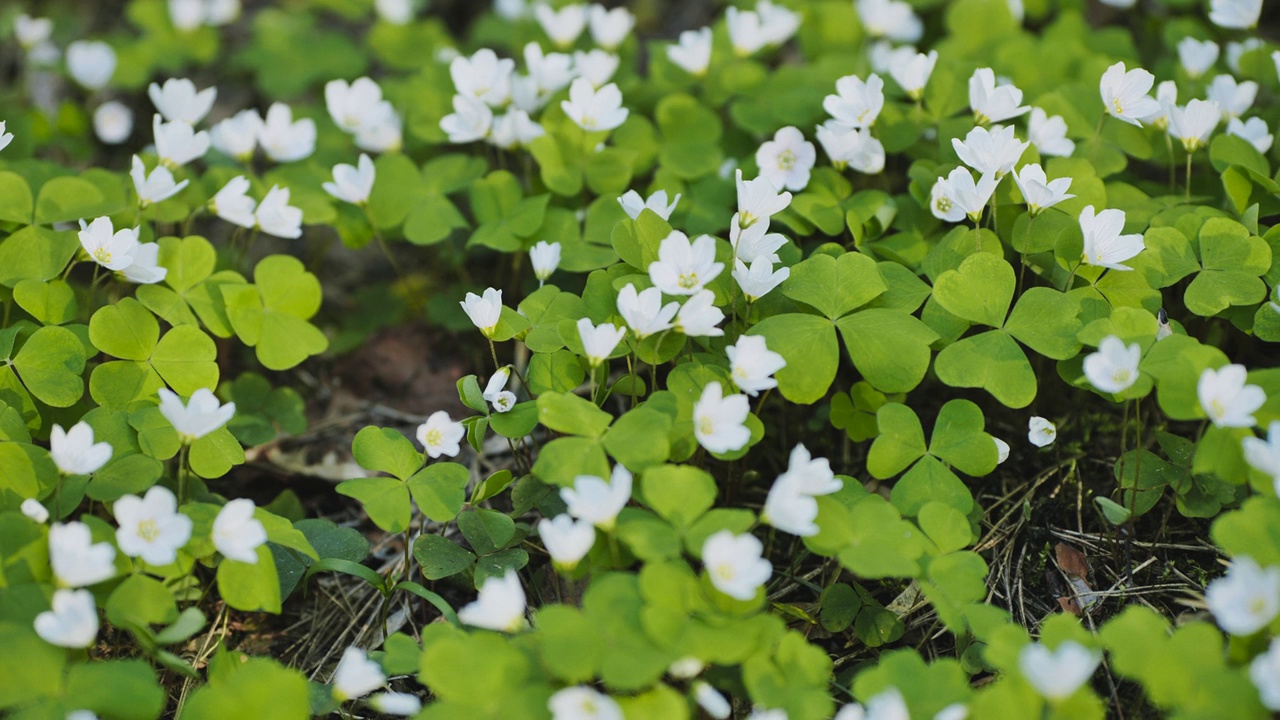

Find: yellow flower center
<box><xmin>713</xmin><ymin>563</ymin><xmax>735</xmax><ymax>582</ymax></box>
<box><xmin>678</xmin><ymin>272</ymin><xmax>699</xmax><ymax>290</ymax></box>
<box><xmin>138</xmin><ymin>519</ymin><xmax>159</xmax><ymax>542</ymax></box>
<box><xmin>698</xmin><ymin>417</ymin><xmax>716</xmax><ymax>436</ymax></box>
<box><xmin>1251</xmin><ymin>596</ymin><xmax>1268</xmax><ymax>615</ymax></box>
<box><xmin>1209</xmin><ymin>399</ymin><xmax>1225</xmax><ymax>420</ymax></box>
<box><xmin>1112</xmin><ymin>98</ymin><xmax>1124</xmax><ymax>116</ymax></box>
<box><xmin>425</xmin><ymin>429</ymin><xmax>443</xmax><ymax>447</ymax></box>
<box><xmin>935</xmin><ymin>197</ymin><xmax>952</xmax><ymax>213</ymax></box>
<box><xmin>777</xmin><ymin>149</ymin><xmax>796</xmax><ymax>170</ymax></box>
<box><xmin>1112</xmin><ymin>369</ymin><xmax>1131</xmax><ymax>386</ymax></box>
<box><xmin>93</xmin><ymin>248</ymin><xmax>112</xmax><ymax>264</ymax></box>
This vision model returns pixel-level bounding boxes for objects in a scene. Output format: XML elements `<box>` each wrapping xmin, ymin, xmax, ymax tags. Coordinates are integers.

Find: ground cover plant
<box><xmin>4</xmin><ymin>0</ymin><xmax>1280</xmax><ymax>717</ymax></box>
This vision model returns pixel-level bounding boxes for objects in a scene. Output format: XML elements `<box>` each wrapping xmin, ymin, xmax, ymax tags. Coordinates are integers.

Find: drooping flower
<box><xmin>649</xmin><ymin>231</ymin><xmax>723</xmax><ymax>296</ymax></box>
<box><xmin>675</xmin><ymin>290</ymin><xmax>725</xmax><ymax>337</ymax></box>
<box><xmin>1178</xmin><ymin>38</ymin><xmax>1220</xmax><ymax>79</ymax></box>
<box><xmin>815</xmin><ymin>122</ymin><xmax>886</xmax><ymax>174</ymax></box>
<box><xmin>1206</xmin><ymin>556</ymin><xmax>1280</xmax><ymax>635</ymax></box>
<box><xmin>1208</xmin><ymin>0</ymin><xmax>1262</xmax><ymax>29</ymax></box>
<box><xmin>153</xmin><ymin>114</ymin><xmax>211</xmax><ymax>168</ymax></box>
<box><xmin>930</xmin><ymin>167</ymin><xmax>997</xmax><ymax>224</ymax></box>
<box><xmin>22</xmin><ymin>498</ymin><xmax>49</xmax><ymax>523</ymax></box>
<box><xmin>460</xmin><ymin>287</ymin><xmax>503</xmax><ymax>337</ymax></box>
<box><xmin>212</xmin><ymin>498</ymin><xmax>268</xmax><ymax>563</ymax></box>
<box><xmin>148</xmin><ymin>78</ymin><xmax>216</xmax><ymax>125</ymax></box>
<box><xmin>951</xmin><ymin>124</ymin><xmax>1029</xmax><ymax>178</ymax></box>
<box><xmin>1243</xmin><ymin>422</ymin><xmax>1280</xmax><ymax>493</ymax></box>
<box><xmin>702</xmin><ymin>530</ymin><xmax>772</xmax><ymax>601</ymax></box>
<box><xmin>560</xmin><ymin>78</ymin><xmax>629</xmax><ymax>131</ymax></box>
<box><xmin>1027</xmin><ymin>107</ymin><xmax>1075</xmax><ymax>157</ymax></box>
<box><xmin>416</xmin><ymin>411</ymin><xmax>465</xmax><ymax>458</ymax></box>
<box><xmin>577</xmin><ymin>318</ymin><xmax>627</xmax><ymax>367</ymax></box>
<box><xmin>450</xmin><ymin>49</ymin><xmax>515</xmax><ymax>107</ymax></box>
<box><xmin>1206</xmin><ymin>74</ymin><xmax>1258</xmax><ymax>120</ymax></box>
<box><xmin>588</xmin><ymin>5</ymin><xmax>634</xmax><ymax>50</ymax></box>
<box><xmin>618</xmin><ymin>189</ymin><xmax>681</xmax><ymax>220</ymax></box>
<box><xmin>325</xmin><ymin>77</ymin><xmax>396</xmax><ymax>135</ymax></box>
<box><xmin>490</xmin><ymin>109</ymin><xmax>545</xmax><ymax>149</ymax></box>
<box><xmin>210</xmin><ymin>176</ymin><xmax>257</xmax><ymax>229</ymax></box>
<box><xmin>370</xmin><ymin>693</ymin><xmax>423</xmax><ymax>717</ymax></box>
<box><xmin>756</xmin><ymin>1</ymin><xmax>801</xmax><ymax>46</ymax></box>
<box><xmin>733</xmin><ymin>258</ymin><xmax>789</xmax><ymax>302</ymax></box>
<box><xmin>34</xmin><ymin>589</ymin><xmax>99</xmax><ymax>648</ymax></box>
<box><xmin>736</xmin><ymin>169</ymin><xmax>793</xmax><ymax>228</ymax></box>
<box><xmin>254</xmin><ymin>186</ymin><xmax>303</xmax><ymax>239</ymax></box>
<box><xmin>1082</xmin><ymin>335</ymin><xmax>1141</xmax><ymax>394</ymax></box>
<box><xmin>1250</xmin><ymin>638</ymin><xmax>1280</xmax><ymax>711</ymax></box>
<box><xmin>538</xmin><ymin>514</ymin><xmax>596</xmax><ymax>569</ymax></box>
<box><xmin>483</xmin><ymin>366</ymin><xmax>511</xmax><ymax>403</ymax></box>
<box><xmin>158</xmin><ymin>388</ymin><xmax>236</xmax><ymax>442</ymax></box>
<box><xmin>14</xmin><ymin>14</ymin><xmax>53</xmax><ymax>49</ymax></box>
<box><xmin>855</xmin><ymin>0</ymin><xmax>923</xmax><ymax>43</ymax></box>
<box><xmin>1199</xmin><ymin>364</ymin><xmax>1265</xmax><ymax>428</ymax></box>
<box><xmin>548</xmin><ymin>686</ymin><xmax>623</xmax><ymax>720</ymax></box>
<box><xmin>1019</xmin><ymin>641</ymin><xmax>1102</xmax><ymax>701</ymax></box>
<box><xmin>756</xmin><ymin>126</ymin><xmax>817</xmax><ymax>192</ymax></box>
<box><xmin>67</xmin><ymin>41</ymin><xmax>116</xmax><ymax>90</ymax></box>
<box><xmin>1227</xmin><ymin>117</ymin><xmax>1274</xmax><ymax>154</ymax></box>
<box><xmin>667</xmin><ymin>27</ymin><xmax>713</xmax><ymax>77</ymax></box>
<box><xmin>533</xmin><ymin>2</ymin><xmax>587</xmax><ymax>48</ymax></box>
<box><xmin>730</xmin><ymin>216</ymin><xmax>788</xmax><ymax>263</ymax></box>
<box><xmin>131</xmin><ymin>155</ymin><xmax>189</xmax><ymax>207</ymax></box>
<box><xmin>616</xmin><ymin>284</ymin><xmax>679</xmax><ymax>339</ymax></box>
<box><xmin>257</xmin><ymin>103</ymin><xmax>316</xmax><ymax>163</ymax></box>
<box><xmin>763</xmin><ymin>444</ymin><xmax>841</xmax><ymax>537</ymax></box>
<box><xmin>332</xmin><ymin>647</ymin><xmax>386</xmax><ymax>702</ymax></box>
<box><xmin>693</xmin><ymin>682</ymin><xmax>731</xmax><ymax>720</ymax></box>
<box><xmin>524</xmin><ymin>42</ymin><xmax>575</xmax><ymax>97</ymax></box>
<box><xmin>1078</xmin><ymin>205</ymin><xmax>1144</xmax><ymax>271</ymax></box>
<box><xmin>49</xmin><ymin>522</ymin><xmax>116</xmax><ymax>587</ymax></box>
<box><xmin>1012</xmin><ymin>163</ymin><xmax>1074</xmax><ymax>216</ymax></box>
<box><xmin>210</xmin><ymin>109</ymin><xmax>263</xmax><ymax>161</ymax></box>
<box><xmin>322</xmin><ymin>154</ymin><xmax>376</xmax><ymax>206</ymax></box>
<box><xmin>1168</xmin><ymin>99</ymin><xmax>1220</xmax><ymax>152</ymax></box>
<box><xmin>50</xmin><ymin>422</ymin><xmax>113</xmax><ymax>476</ymax></box>
<box><xmin>994</xmin><ymin>437</ymin><xmax>1011</xmax><ymax>464</ymax></box>
<box><xmin>93</xmin><ymin>102</ymin><xmax>133</xmax><ymax>145</ymax></box>
<box><xmin>1028</xmin><ymin>416</ymin><xmax>1056</xmax><ymax>447</ymax></box>
<box><xmin>1099</xmin><ymin>62</ymin><xmax>1159</xmax><ymax>127</ymax></box>
<box><xmin>574</xmin><ymin>48</ymin><xmax>621</xmax><ymax>89</ymax></box>
<box><xmin>969</xmin><ymin>68</ymin><xmax>1030</xmax><ymax>125</ymax></box>
<box><xmin>458</xmin><ymin>568</ymin><xmax>527</xmax><ymax>631</ymax></box>
<box><xmin>121</xmin><ymin>243</ymin><xmax>167</xmax><ymax>285</ymax></box>
<box><xmin>529</xmin><ymin>241</ymin><xmax>561</xmax><ymax>285</ymax></box>
<box><xmin>114</xmin><ymin>486</ymin><xmax>193</xmax><ymax>566</ymax></box>
<box><xmin>562</xmin><ymin>464</ymin><xmax>632</xmax><ymax>530</ymax></box>
<box><xmin>887</xmin><ymin>48</ymin><xmax>937</xmax><ymax>100</ymax></box>
<box><xmin>823</xmin><ymin>74</ymin><xmax>885</xmax><ymax>130</ymax></box>
<box><xmin>725</xmin><ymin>7</ymin><xmax>769</xmax><ymax>57</ymax></box>
<box><xmin>693</xmin><ymin>382</ymin><xmax>751</xmax><ymax>454</ymax></box>
<box><xmin>727</xmin><ymin>335</ymin><xmax>786</xmax><ymax>396</ymax></box>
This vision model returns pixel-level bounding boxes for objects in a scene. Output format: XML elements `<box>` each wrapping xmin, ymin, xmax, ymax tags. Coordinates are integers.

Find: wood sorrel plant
<box><xmin>3</xmin><ymin>0</ymin><xmax>1280</xmax><ymax>717</ymax></box>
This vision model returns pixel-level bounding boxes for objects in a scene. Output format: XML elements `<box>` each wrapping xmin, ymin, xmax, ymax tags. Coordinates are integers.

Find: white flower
<box><xmin>1028</xmin><ymin>416</ymin><xmax>1056</xmax><ymax>447</ymax></box>
<box><xmin>1227</xmin><ymin>38</ymin><xmax>1265</xmax><ymax>72</ymax></box>
<box><xmin>168</xmin><ymin>0</ymin><xmax>205</xmax><ymax>29</ymax></box>
<box><xmin>649</xmin><ymin>231</ymin><xmax>723</xmax><ymax>296</ymax></box>
<box><xmin>121</xmin><ymin>243</ymin><xmax>167</xmax><ymax>285</ymax></box>
<box><xmin>78</xmin><ymin>216</ymin><xmax>139</xmax><ymax>271</ymax></box>
<box><xmin>561</xmin><ymin>78</ymin><xmax>629</xmax><ymax>131</ymax></box>
<box><xmin>815</xmin><ymin>122</ymin><xmax>885</xmax><ymax>174</ymax></box>
<box><xmin>1244</xmin><ymin>422</ymin><xmax>1280</xmax><ymax>491</ymax></box>
<box><xmin>694</xmin><ymin>382</ymin><xmax>751</xmax><ymax>454</ymax></box>
<box><xmin>1250</xmin><ymin>638</ymin><xmax>1280</xmax><ymax>710</ymax></box>
<box><xmin>969</xmin><ymin>67</ymin><xmax>1030</xmax><ymax>125</ymax></box>
<box><xmin>1099</xmin><ymin>62</ymin><xmax>1159</xmax><ymax>127</ymax></box>
<box><xmin>254</xmin><ymin>186</ymin><xmax>303</xmax><ymax>239</ymax></box>
<box><xmin>1019</xmin><ymin>641</ymin><xmax>1102</xmax><ymax>701</ymax></box>
<box><xmin>490</xmin><ymin>109</ymin><xmax>544</xmax><ymax>149</ymax></box>
<box><xmin>757</xmin><ymin>126</ymin><xmax>816</xmax><ymax>192</ymax></box>
<box><xmin>1206</xmin><ymin>74</ymin><xmax>1258</xmax><ymax>120</ymax></box>
<box><xmin>210</xmin><ymin>109</ymin><xmax>262</xmax><ymax>161</ymax></box>
<box><xmin>616</xmin><ymin>284</ymin><xmax>679</xmax><ymax>339</ymax></box>
<box><xmin>496</xmin><ymin>0</ymin><xmax>529</xmax><ymax>20</ymax></box>
<box><xmin>21</xmin><ymin>498</ymin><xmax>49</xmax><ymax>523</ymax></box>
<box><xmin>153</xmin><ymin>114</ymin><xmax>210</xmax><ymax>168</ymax></box>
<box><xmin>1079</xmin><ymin>205</ymin><xmax>1144</xmax><ymax>271</ymax></box>
<box><xmin>1083</xmin><ymin>335</ymin><xmax>1141</xmax><ymax>394</ymax></box>
<box><xmin>538</xmin><ymin>514</ymin><xmax>596</xmax><ymax>568</ymax></box>
<box><xmin>756</xmin><ymin>1</ymin><xmax>801</xmax><ymax>46</ymax></box>
<box><xmin>549</xmin><ymin>686</ymin><xmax>623</xmax><ymax>720</ymax></box>
<box><xmin>730</xmin><ymin>215</ymin><xmax>788</xmax><ymax>263</ymax></box>
<box><xmin>675</xmin><ymin>290</ymin><xmax>725</xmax><ymax>337</ymax></box>
<box><xmin>14</xmin><ymin>14</ymin><xmax>53</xmax><ymax>48</ymax></box>
<box><xmin>483</xmin><ymin>367</ymin><xmax>511</xmax><ymax>403</ymax></box>
<box><xmin>529</xmin><ymin>241</ymin><xmax>561</xmax><ymax>285</ymax></box>
<box><xmin>577</xmin><ymin>317</ymin><xmax>627</xmax><ymax>367</ymax></box>
<box><xmin>324</xmin><ymin>78</ymin><xmax>393</xmax><ymax>135</ymax></box>
<box><xmin>887</xmin><ymin>48</ymin><xmax>937</xmax><ymax>100</ymax></box>
<box><xmin>1227</xmin><ymin>117</ymin><xmax>1274</xmax><ymax>154</ymax></box>
<box><xmin>490</xmin><ymin>391</ymin><xmax>517</xmax><ymax>413</ymax></box>
<box><xmin>1178</xmin><ymin>38</ymin><xmax>1219</xmax><ymax>79</ymax></box>
<box><xmin>50</xmin><ymin>422</ymin><xmax>113</xmax><ymax>476</ymax></box>
<box><xmin>1012</xmin><ymin>163</ymin><xmax>1074</xmax><ymax>216</ymax></box>
<box><xmin>459</xmin><ymin>568</ymin><xmax>527</xmax><ymax>631</ymax></box>
<box><xmin>1168</xmin><ymin>99</ymin><xmax>1220</xmax><ymax>152</ymax></box>
<box><xmin>994</xmin><ymin>437</ymin><xmax>1010</xmax><ymax>464</ymax></box>
<box><xmin>1209</xmin><ymin>0</ymin><xmax>1262</xmax><ymax>29</ymax></box>
<box><xmin>763</xmin><ymin>469</ymin><xmax>824</xmax><ymax>537</ymax></box>
<box><xmin>375</xmin><ymin>0</ymin><xmax>414</xmax><ymax>24</ymax></box>
<box><xmin>332</xmin><ymin>647</ymin><xmax>385</xmax><ymax>702</ymax></box>
<box><xmin>212</xmin><ymin>498</ymin><xmax>267</xmax><ymax>563</ymax></box>
<box><xmin>451</xmin><ymin>49</ymin><xmax>515</xmax><ymax>107</ymax></box>
<box><xmin>930</xmin><ymin>167</ymin><xmax>997</xmax><ymax>224</ymax></box>
<box><xmin>49</xmin><ymin>522</ymin><xmax>116</xmax><ymax>587</ymax></box>
<box><xmin>736</xmin><ymin>169</ymin><xmax>792</xmax><ymax>228</ymax></box>
<box><xmin>1206</xmin><ymin>557</ymin><xmax>1280</xmax><ymax>635</ymax></box>
<box><xmin>572</xmin><ymin>49</ymin><xmax>619</xmax><ymax>88</ymax></box>
<box><xmin>725</xmin><ymin>7</ymin><xmax>768</xmax><ymax>57</ymax></box>
<box><xmin>733</xmin><ymin>258</ymin><xmax>789</xmax><ymax>303</ymax></box>
<box><xmin>211</xmin><ymin>176</ymin><xmax>257</xmax><ymax>229</ymax></box>
<box><xmin>1139</xmin><ymin>81</ymin><xmax>1177</xmax><ymax>130</ymax></box>
<box><xmin>354</xmin><ymin>108</ymin><xmax>403</xmax><ymax>153</ymax></box>
<box><xmin>952</xmin><ymin>124</ymin><xmax>1028</xmax><ymax>178</ymax></box>
<box><xmin>34</xmin><ymin>589</ymin><xmax>99</xmax><ymax>648</ymax></box>
<box><xmin>748</xmin><ymin>710</ymin><xmax>788</xmax><ymax>720</ymax></box>
<box><xmin>205</xmin><ymin>0</ymin><xmax>241</xmax><ymax>25</ymax></box>
<box><xmin>702</xmin><ymin>530</ymin><xmax>771</xmax><ymax>601</ymax></box>
<box><xmin>525</xmin><ymin>42</ymin><xmax>575</xmax><ymax>97</ymax></box>
<box><xmin>668</xmin><ymin>27</ymin><xmax>713</xmax><ymax>77</ymax></box>
<box><xmin>148</xmin><ymin>78</ymin><xmax>216</xmax><ymax>125</ymax></box>
<box><xmin>834</xmin><ymin>687</ymin><xmax>910</xmax><ymax>720</ymax></box>
<box><xmin>66</xmin><ymin>41</ymin><xmax>116</xmax><ymax>90</ymax></box>
<box><xmin>824</xmin><ymin>74</ymin><xmax>885</xmax><ymax>130</ymax></box>
<box><xmin>113</xmin><ymin>486</ymin><xmax>192</xmax><ymax>566</ymax></box>
<box><xmin>416</xmin><ymin>411</ymin><xmax>465</xmax><ymax>458</ymax></box>
<box><xmin>93</xmin><ymin>102</ymin><xmax>133</xmax><ymax>145</ymax></box>
<box><xmin>1027</xmin><ymin>107</ymin><xmax>1075</xmax><ymax>157</ymax></box>
<box><xmin>534</xmin><ymin>2</ymin><xmax>587</xmax><ymax>48</ymax></box>
<box><xmin>0</xmin><ymin>120</ymin><xmax>13</xmax><ymax>153</ymax></box>
<box><xmin>588</xmin><ymin>5</ymin><xmax>634</xmax><ymax>49</ymax></box>
<box><xmin>371</xmin><ymin>693</ymin><xmax>423</xmax><ymax>716</ymax></box>
<box><xmin>856</xmin><ymin>0</ymin><xmax>923</xmax><ymax>42</ymax></box>
<box><xmin>442</xmin><ymin>94</ymin><xmax>495</xmax><ymax>143</ymax></box>
<box><xmin>668</xmin><ymin>656</ymin><xmax>705</xmax><ymax>679</ymax></box>
<box><xmin>934</xmin><ymin>704</ymin><xmax>969</xmax><ymax>720</ymax></box>
<box><xmin>1199</xmin><ymin>364</ymin><xmax>1265</xmax><ymax>428</ymax></box>
<box><xmin>561</xmin><ymin>464</ymin><xmax>632</xmax><ymax>530</ymax></box>
<box><xmin>867</xmin><ymin>40</ymin><xmax>897</xmax><ymax>74</ymax></box>
<box><xmin>158</xmin><ymin>387</ymin><xmax>236</xmax><ymax>442</ymax></box>
<box><xmin>618</xmin><ymin>189</ymin><xmax>681</xmax><ymax>220</ymax></box>
<box><xmin>323</xmin><ymin>154</ymin><xmax>376</xmax><ymax>206</ymax></box>
<box><xmin>693</xmin><ymin>682</ymin><xmax>731</xmax><ymax>720</ymax></box>
<box><xmin>131</xmin><ymin>155</ymin><xmax>189</xmax><ymax>207</ymax></box>
<box><xmin>66</xmin><ymin>711</ymin><xmax>99</xmax><ymax>720</ymax></box>
<box><xmin>728</xmin><ymin>335</ymin><xmax>786</xmax><ymax>396</ymax></box>
<box><xmin>460</xmin><ymin>288</ymin><xmax>503</xmax><ymax>337</ymax></box>
<box><xmin>258</xmin><ymin>103</ymin><xmax>315</xmax><ymax>162</ymax></box>
<box><xmin>1098</xmin><ymin>0</ymin><xmax>1136</xmax><ymax>6</ymax></box>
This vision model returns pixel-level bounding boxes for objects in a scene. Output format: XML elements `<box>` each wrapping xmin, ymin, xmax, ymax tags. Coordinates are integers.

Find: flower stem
<box><xmin>488</xmin><ymin>339</ymin><xmax>501</xmax><ymax>372</ymax></box>
<box><xmin>1090</xmin><ymin>114</ymin><xmax>1106</xmax><ymax>164</ymax></box>
<box><xmin>1165</xmin><ymin>133</ymin><xmax>1176</xmax><ymax>192</ymax></box>
<box><xmin>1062</xmin><ymin>260</ymin><xmax>1081</xmax><ymax>292</ymax></box>
<box><xmin>176</xmin><ymin>443</ymin><xmax>190</xmax><ymax>505</ymax></box>
<box><xmin>1185</xmin><ymin>152</ymin><xmax>1193</xmax><ymax>204</ymax></box>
